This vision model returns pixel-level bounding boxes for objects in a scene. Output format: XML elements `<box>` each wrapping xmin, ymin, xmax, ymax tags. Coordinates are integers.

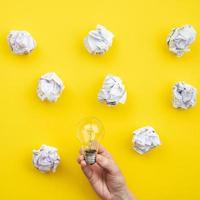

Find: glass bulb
<box><xmin>77</xmin><ymin>117</ymin><xmax>104</xmax><ymax>165</ymax></box>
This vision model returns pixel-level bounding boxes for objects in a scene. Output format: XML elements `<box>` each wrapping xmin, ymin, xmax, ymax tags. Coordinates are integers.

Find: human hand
<box><xmin>77</xmin><ymin>145</ymin><xmax>135</xmax><ymax>200</ymax></box>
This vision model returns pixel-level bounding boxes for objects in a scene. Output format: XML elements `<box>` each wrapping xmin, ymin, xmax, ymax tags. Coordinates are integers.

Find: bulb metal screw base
<box><xmin>84</xmin><ymin>150</ymin><xmax>96</xmax><ymax>165</ymax></box>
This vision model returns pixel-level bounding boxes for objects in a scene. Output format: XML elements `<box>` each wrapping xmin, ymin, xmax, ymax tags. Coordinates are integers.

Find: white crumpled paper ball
<box><xmin>98</xmin><ymin>74</ymin><xmax>127</xmax><ymax>106</ymax></box>
<box><xmin>8</xmin><ymin>30</ymin><xmax>36</xmax><ymax>55</ymax></box>
<box><xmin>172</xmin><ymin>82</ymin><xmax>197</xmax><ymax>109</ymax></box>
<box><xmin>167</xmin><ymin>25</ymin><xmax>196</xmax><ymax>56</ymax></box>
<box><xmin>133</xmin><ymin>126</ymin><xmax>161</xmax><ymax>154</ymax></box>
<box><xmin>84</xmin><ymin>24</ymin><xmax>114</xmax><ymax>55</ymax></box>
<box><xmin>33</xmin><ymin>145</ymin><xmax>60</xmax><ymax>173</ymax></box>
<box><xmin>37</xmin><ymin>72</ymin><xmax>64</xmax><ymax>102</ymax></box>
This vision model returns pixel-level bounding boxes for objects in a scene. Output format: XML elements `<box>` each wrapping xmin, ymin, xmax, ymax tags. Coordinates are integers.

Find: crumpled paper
<box><xmin>33</xmin><ymin>145</ymin><xmax>60</xmax><ymax>173</ymax></box>
<box><xmin>133</xmin><ymin>126</ymin><xmax>161</xmax><ymax>154</ymax></box>
<box><xmin>167</xmin><ymin>25</ymin><xmax>196</xmax><ymax>56</ymax></box>
<box><xmin>98</xmin><ymin>74</ymin><xmax>127</xmax><ymax>106</ymax></box>
<box><xmin>37</xmin><ymin>72</ymin><xmax>64</xmax><ymax>102</ymax></box>
<box><xmin>173</xmin><ymin>81</ymin><xmax>197</xmax><ymax>109</ymax></box>
<box><xmin>8</xmin><ymin>30</ymin><xmax>36</xmax><ymax>55</ymax></box>
<box><xmin>84</xmin><ymin>24</ymin><xmax>114</xmax><ymax>55</ymax></box>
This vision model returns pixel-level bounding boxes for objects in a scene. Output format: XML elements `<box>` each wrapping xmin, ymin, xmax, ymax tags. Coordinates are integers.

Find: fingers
<box><xmin>78</xmin><ymin>144</ymin><xmax>114</xmax><ymax>167</ymax></box>
<box><xmin>77</xmin><ymin>155</ymin><xmax>93</xmax><ymax>179</ymax></box>
<box><xmin>77</xmin><ymin>155</ymin><xmax>85</xmax><ymax>165</ymax></box>
<box><xmin>81</xmin><ymin>165</ymin><xmax>93</xmax><ymax>179</ymax></box>
<box><xmin>96</xmin><ymin>154</ymin><xmax>119</xmax><ymax>175</ymax></box>
<box><xmin>77</xmin><ymin>155</ymin><xmax>88</xmax><ymax>168</ymax></box>
<box><xmin>78</xmin><ymin>144</ymin><xmax>117</xmax><ymax>174</ymax></box>
<box><xmin>97</xmin><ymin>144</ymin><xmax>112</xmax><ymax>159</ymax></box>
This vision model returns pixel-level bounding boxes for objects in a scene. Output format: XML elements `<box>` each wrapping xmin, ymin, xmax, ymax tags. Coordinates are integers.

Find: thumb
<box><xmin>96</xmin><ymin>154</ymin><xmax>119</xmax><ymax>174</ymax></box>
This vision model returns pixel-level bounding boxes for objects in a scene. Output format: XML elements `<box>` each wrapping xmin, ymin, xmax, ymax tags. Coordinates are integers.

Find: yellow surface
<box><xmin>0</xmin><ymin>0</ymin><xmax>200</xmax><ymax>199</ymax></box>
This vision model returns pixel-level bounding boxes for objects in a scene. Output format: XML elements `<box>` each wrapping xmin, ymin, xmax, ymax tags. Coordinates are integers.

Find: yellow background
<box><xmin>0</xmin><ymin>0</ymin><xmax>200</xmax><ymax>199</ymax></box>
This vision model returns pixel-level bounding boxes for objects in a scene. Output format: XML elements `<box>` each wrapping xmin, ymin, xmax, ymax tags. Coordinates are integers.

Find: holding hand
<box><xmin>77</xmin><ymin>145</ymin><xmax>135</xmax><ymax>200</ymax></box>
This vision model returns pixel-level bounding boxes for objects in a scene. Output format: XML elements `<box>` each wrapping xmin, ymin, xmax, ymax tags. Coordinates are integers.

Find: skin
<box><xmin>77</xmin><ymin>145</ymin><xmax>135</xmax><ymax>200</ymax></box>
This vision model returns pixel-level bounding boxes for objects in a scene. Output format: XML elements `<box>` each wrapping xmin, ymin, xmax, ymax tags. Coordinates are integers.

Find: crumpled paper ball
<box><xmin>37</xmin><ymin>72</ymin><xmax>64</xmax><ymax>102</ymax></box>
<box><xmin>8</xmin><ymin>30</ymin><xmax>36</xmax><ymax>55</ymax></box>
<box><xmin>133</xmin><ymin>126</ymin><xmax>161</xmax><ymax>154</ymax></box>
<box><xmin>98</xmin><ymin>74</ymin><xmax>127</xmax><ymax>106</ymax></box>
<box><xmin>167</xmin><ymin>25</ymin><xmax>196</xmax><ymax>56</ymax></box>
<box><xmin>173</xmin><ymin>81</ymin><xmax>197</xmax><ymax>109</ymax></box>
<box><xmin>84</xmin><ymin>24</ymin><xmax>114</xmax><ymax>55</ymax></box>
<box><xmin>33</xmin><ymin>145</ymin><xmax>60</xmax><ymax>173</ymax></box>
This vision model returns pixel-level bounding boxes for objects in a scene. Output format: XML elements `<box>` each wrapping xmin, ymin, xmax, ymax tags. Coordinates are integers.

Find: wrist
<box><xmin>111</xmin><ymin>187</ymin><xmax>135</xmax><ymax>200</ymax></box>
<box><xmin>120</xmin><ymin>189</ymin><xmax>134</xmax><ymax>200</ymax></box>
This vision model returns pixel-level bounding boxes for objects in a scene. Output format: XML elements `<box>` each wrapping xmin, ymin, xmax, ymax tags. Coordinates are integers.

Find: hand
<box><xmin>77</xmin><ymin>145</ymin><xmax>135</xmax><ymax>200</ymax></box>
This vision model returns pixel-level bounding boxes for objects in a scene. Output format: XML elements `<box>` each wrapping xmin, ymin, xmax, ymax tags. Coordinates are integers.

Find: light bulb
<box><xmin>77</xmin><ymin>117</ymin><xmax>104</xmax><ymax>165</ymax></box>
